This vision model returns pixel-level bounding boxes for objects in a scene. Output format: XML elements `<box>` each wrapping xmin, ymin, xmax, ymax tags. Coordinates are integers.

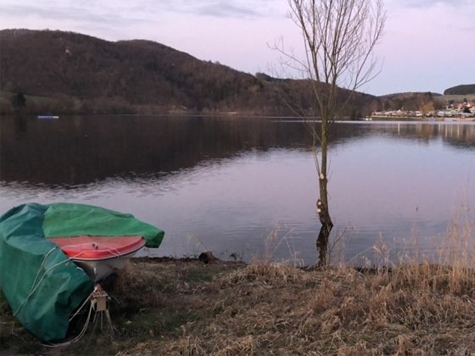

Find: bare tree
<box><xmin>278</xmin><ymin>0</ymin><xmax>386</xmax><ymax>266</ymax></box>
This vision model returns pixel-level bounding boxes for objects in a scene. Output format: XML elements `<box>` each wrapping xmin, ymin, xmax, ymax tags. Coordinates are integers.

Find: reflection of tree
<box><xmin>13</xmin><ymin>114</ymin><xmax>28</xmax><ymax>133</ymax></box>
<box><xmin>11</xmin><ymin>93</ymin><xmax>26</xmax><ymax>109</ymax></box>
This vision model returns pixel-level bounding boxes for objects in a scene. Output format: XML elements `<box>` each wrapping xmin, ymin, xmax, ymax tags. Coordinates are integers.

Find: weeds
<box><xmin>253</xmin><ymin>222</ymin><xmax>304</xmax><ymax>268</ymax></box>
<box><xmin>1</xmin><ymin>216</ymin><xmax>474</xmax><ymax>355</ymax></box>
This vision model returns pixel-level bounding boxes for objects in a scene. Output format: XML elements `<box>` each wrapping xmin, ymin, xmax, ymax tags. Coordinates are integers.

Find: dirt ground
<box><xmin>1</xmin><ymin>257</ymin><xmax>475</xmax><ymax>355</ymax></box>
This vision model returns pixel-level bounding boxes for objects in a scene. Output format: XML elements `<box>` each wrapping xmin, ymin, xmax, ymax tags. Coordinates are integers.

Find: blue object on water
<box><xmin>37</xmin><ymin>115</ymin><xmax>59</xmax><ymax>119</ymax></box>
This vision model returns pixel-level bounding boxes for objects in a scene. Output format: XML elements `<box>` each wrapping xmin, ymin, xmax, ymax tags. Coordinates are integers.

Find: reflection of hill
<box><xmin>1</xmin><ymin>116</ymin><xmax>313</xmax><ymax>186</ymax></box>
<box><xmin>2</xmin><ymin>117</ymin><xmax>473</xmax><ymax>187</ymax></box>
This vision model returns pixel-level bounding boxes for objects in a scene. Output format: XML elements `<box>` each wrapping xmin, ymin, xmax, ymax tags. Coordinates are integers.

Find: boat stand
<box><xmin>90</xmin><ymin>284</ymin><xmax>114</xmax><ymax>338</ymax></box>
<box><xmin>42</xmin><ymin>284</ymin><xmax>115</xmax><ymax>348</ymax></box>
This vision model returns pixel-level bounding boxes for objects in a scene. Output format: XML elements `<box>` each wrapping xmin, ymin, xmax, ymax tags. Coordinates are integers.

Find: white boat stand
<box><xmin>42</xmin><ymin>284</ymin><xmax>115</xmax><ymax>348</ymax></box>
<box><xmin>90</xmin><ymin>284</ymin><xmax>114</xmax><ymax>337</ymax></box>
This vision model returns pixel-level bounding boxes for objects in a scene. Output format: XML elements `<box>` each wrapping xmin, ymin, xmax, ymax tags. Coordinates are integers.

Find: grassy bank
<box><xmin>1</xmin><ymin>253</ymin><xmax>475</xmax><ymax>355</ymax></box>
<box><xmin>1</xmin><ymin>215</ymin><xmax>474</xmax><ymax>354</ymax></box>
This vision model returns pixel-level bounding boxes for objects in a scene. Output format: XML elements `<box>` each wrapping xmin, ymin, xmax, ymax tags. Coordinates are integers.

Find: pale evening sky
<box><xmin>0</xmin><ymin>0</ymin><xmax>473</xmax><ymax>96</ymax></box>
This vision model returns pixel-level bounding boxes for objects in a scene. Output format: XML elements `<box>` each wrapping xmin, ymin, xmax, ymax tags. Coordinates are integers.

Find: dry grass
<box><xmin>1</xmin><ymin>217</ymin><xmax>474</xmax><ymax>355</ymax></box>
<box><xmin>120</xmin><ymin>216</ymin><xmax>475</xmax><ymax>355</ymax></box>
<box><xmin>121</xmin><ymin>260</ymin><xmax>475</xmax><ymax>355</ymax></box>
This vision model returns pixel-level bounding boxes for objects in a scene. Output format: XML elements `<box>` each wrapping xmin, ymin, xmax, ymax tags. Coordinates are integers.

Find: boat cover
<box><xmin>0</xmin><ymin>202</ymin><xmax>165</xmax><ymax>341</ymax></box>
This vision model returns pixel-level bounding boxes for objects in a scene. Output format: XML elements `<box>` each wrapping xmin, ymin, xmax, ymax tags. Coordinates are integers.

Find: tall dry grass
<box><xmin>2</xmin><ymin>213</ymin><xmax>474</xmax><ymax>355</ymax></box>
<box><xmin>121</xmin><ymin>213</ymin><xmax>475</xmax><ymax>355</ymax></box>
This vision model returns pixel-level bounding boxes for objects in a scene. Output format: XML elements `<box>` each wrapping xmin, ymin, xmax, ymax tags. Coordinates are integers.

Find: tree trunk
<box><xmin>316</xmin><ymin>190</ymin><xmax>333</xmax><ymax>266</ymax></box>
<box><xmin>316</xmin><ymin>119</ymin><xmax>333</xmax><ymax>266</ymax></box>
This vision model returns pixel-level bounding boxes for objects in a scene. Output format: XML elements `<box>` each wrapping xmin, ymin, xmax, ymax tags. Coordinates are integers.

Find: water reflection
<box><xmin>1</xmin><ymin>116</ymin><xmax>474</xmax><ymax>265</ymax></box>
<box><xmin>363</xmin><ymin>121</ymin><xmax>475</xmax><ymax>149</ymax></box>
<box><xmin>1</xmin><ymin>116</ymin><xmax>309</xmax><ymax>185</ymax></box>
<box><xmin>2</xmin><ymin>116</ymin><xmax>474</xmax><ymax>187</ymax></box>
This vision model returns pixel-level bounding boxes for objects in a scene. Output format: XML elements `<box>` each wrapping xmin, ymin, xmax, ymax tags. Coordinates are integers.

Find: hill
<box><xmin>377</xmin><ymin>92</ymin><xmax>445</xmax><ymax>111</ymax></box>
<box><xmin>2</xmin><ymin>29</ymin><xmax>456</xmax><ymax>118</ymax></box>
<box><xmin>444</xmin><ymin>84</ymin><xmax>475</xmax><ymax>96</ymax></box>
<box><xmin>0</xmin><ymin>29</ymin><xmax>375</xmax><ymax>117</ymax></box>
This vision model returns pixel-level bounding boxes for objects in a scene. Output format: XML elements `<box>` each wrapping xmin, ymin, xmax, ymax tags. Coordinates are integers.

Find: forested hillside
<box><xmin>378</xmin><ymin>92</ymin><xmax>445</xmax><ymax>112</ymax></box>
<box><xmin>0</xmin><ymin>29</ymin><xmax>376</xmax><ymax>117</ymax></box>
<box><xmin>444</xmin><ymin>85</ymin><xmax>475</xmax><ymax>96</ymax></box>
<box><xmin>2</xmin><ymin>29</ymin><xmax>462</xmax><ymax>117</ymax></box>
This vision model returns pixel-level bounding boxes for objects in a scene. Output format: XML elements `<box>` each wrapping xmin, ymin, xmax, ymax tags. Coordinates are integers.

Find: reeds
<box><xmin>126</xmin><ymin>213</ymin><xmax>475</xmax><ymax>355</ymax></box>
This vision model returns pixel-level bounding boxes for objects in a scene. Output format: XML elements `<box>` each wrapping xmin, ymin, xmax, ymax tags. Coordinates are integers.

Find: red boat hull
<box><xmin>49</xmin><ymin>235</ymin><xmax>146</xmax><ymax>281</ymax></box>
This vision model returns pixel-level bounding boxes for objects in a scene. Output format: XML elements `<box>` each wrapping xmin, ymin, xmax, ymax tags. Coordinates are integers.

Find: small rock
<box><xmin>199</xmin><ymin>251</ymin><xmax>217</xmax><ymax>264</ymax></box>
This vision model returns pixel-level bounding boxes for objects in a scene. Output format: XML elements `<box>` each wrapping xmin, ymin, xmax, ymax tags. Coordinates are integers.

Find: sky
<box><xmin>0</xmin><ymin>0</ymin><xmax>473</xmax><ymax>96</ymax></box>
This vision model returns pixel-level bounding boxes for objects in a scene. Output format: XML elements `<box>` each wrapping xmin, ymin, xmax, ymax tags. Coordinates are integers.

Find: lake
<box><xmin>1</xmin><ymin>115</ymin><xmax>474</xmax><ymax>266</ymax></box>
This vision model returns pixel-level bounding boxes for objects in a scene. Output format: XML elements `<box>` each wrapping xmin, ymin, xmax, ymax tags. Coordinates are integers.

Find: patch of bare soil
<box><xmin>2</xmin><ymin>258</ymin><xmax>475</xmax><ymax>355</ymax></box>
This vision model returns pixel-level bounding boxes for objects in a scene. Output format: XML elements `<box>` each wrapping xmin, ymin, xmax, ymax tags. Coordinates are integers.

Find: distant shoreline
<box><xmin>368</xmin><ymin>116</ymin><xmax>475</xmax><ymax>122</ymax></box>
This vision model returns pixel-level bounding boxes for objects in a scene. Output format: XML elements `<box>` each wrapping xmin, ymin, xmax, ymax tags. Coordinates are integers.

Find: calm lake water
<box><xmin>1</xmin><ymin>115</ymin><xmax>474</xmax><ymax>265</ymax></box>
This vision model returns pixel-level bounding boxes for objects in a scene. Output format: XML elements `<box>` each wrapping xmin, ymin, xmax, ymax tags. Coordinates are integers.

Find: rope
<box><xmin>53</xmin><ymin>242</ymin><xmax>129</xmax><ymax>259</ymax></box>
<box><xmin>42</xmin><ymin>294</ymin><xmax>95</xmax><ymax>348</ymax></box>
<box><xmin>14</xmin><ymin>240</ymin><xmax>129</xmax><ymax>345</ymax></box>
<box><xmin>42</xmin><ymin>285</ymin><xmax>114</xmax><ymax>347</ymax></box>
<box><xmin>13</xmin><ymin>246</ymin><xmax>64</xmax><ymax>317</ymax></box>
<box><xmin>69</xmin><ymin>241</ymin><xmax>136</xmax><ymax>260</ymax></box>
<box><xmin>14</xmin><ymin>243</ymin><xmax>126</xmax><ymax>316</ymax></box>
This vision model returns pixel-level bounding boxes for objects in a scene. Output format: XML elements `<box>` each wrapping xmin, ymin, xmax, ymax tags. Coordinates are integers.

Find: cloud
<box><xmin>396</xmin><ymin>0</ymin><xmax>470</xmax><ymax>8</ymax></box>
<box><xmin>0</xmin><ymin>0</ymin><xmax>285</xmax><ymax>32</ymax></box>
<box><xmin>157</xmin><ymin>0</ymin><xmax>283</xmax><ymax>19</ymax></box>
<box><xmin>195</xmin><ymin>2</ymin><xmax>261</xmax><ymax>18</ymax></box>
<box><xmin>0</xmin><ymin>3</ymin><xmax>149</xmax><ymax>26</ymax></box>
<box><xmin>0</xmin><ymin>1</ymin><xmax>159</xmax><ymax>41</ymax></box>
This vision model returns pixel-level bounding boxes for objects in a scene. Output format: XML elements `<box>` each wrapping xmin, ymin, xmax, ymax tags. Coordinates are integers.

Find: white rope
<box><xmin>42</xmin><ymin>296</ymin><xmax>95</xmax><ymax>348</ymax></box>
<box><xmin>14</xmin><ymin>246</ymin><xmax>63</xmax><ymax>316</ymax></box>
<box><xmin>69</xmin><ymin>290</ymin><xmax>93</xmax><ymax>322</ymax></box>
<box><xmin>16</xmin><ymin>240</ymin><xmax>134</xmax><ymax>318</ymax></box>
<box><xmin>13</xmin><ymin>245</ymin><xmax>105</xmax><ymax>316</ymax></box>
<box><xmin>14</xmin><ymin>239</ymin><xmax>131</xmax><ymax>344</ymax></box>
<box><xmin>42</xmin><ymin>284</ymin><xmax>114</xmax><ymax>347</ymax></box>
<box><xmin>29</xmin><ymin>247</ymin><xmax>57</xmax><ymax>292</ymax></box>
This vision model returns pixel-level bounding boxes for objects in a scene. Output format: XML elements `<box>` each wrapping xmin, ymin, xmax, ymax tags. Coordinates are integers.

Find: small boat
<box><xmin>49</xmin><ymin>235</ymin><xmax>146</xmax><ymax>282</ymax></box>
<box><xmin>0</xmin><ymin>202</ymin><xmax>164</xmax><ymax>341</ymax></box>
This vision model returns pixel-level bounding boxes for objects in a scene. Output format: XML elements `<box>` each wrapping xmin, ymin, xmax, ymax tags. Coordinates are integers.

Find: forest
<box><xmin>1</xmin><ymin>29</ymin><xmax>470</xmax><ymax>117</ymax></box>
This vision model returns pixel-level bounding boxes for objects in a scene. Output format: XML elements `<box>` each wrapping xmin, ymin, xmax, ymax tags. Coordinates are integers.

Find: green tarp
<box><xmin>0</xmin><ymin>202</ymin><xmax>165</xmax><ymax>341</ymax></box>
<box><xmin>43</xmin><ymin>203</ymin><xmax>164</xmax><ymax>247</ymax></box>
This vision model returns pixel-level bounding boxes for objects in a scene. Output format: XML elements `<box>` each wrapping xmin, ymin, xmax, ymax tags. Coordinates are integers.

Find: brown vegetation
<box><xmin>377</xmin><ymin>92</ymin><xmax>445</xmax><ymax>112</ymax></box>
<box><xmin>1</xmin><ymin>30</ymin><xmax>468</xmax><ymax>117</ymax></box>
<box><xmin>444</xmin><ymin>85</ymin><xmax>475</xmax><ymax>96</ymax></box>
<box><xmin>1</xmin><ymin>29</ymin><xmax>376</xmax><ymax>117</ymax></box>
<box><xmin>1</xmin><ymin>216</ymin><xmax>474</xmax><ymax>355</ymax></box>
